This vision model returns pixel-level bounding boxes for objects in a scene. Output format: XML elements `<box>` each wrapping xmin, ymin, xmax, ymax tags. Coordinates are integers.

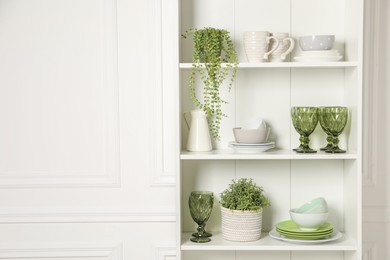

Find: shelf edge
<box><xmin>181</xmin><ymin>232</ymin><xmax>358</xmax><ymax>251</ymax></box>
<box><xmin>179</xmin><ymin>62</ymin><xmax>359</xmax><ymax>69</ymax></box>
<box><xmin>180</xmin><ymin>149</ymin><xmax>358</xmax><ymax>160</ymax></box>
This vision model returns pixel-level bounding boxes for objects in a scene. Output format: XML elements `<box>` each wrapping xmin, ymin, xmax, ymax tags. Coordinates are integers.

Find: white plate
<box><xmin>231</xmin><ymin>145</ymin><xmax>275</xmax><ymax>153</ymax></box>
<box><xmin>299</xmin><ymin>50</ymin><xmax>339</xmax><ymax>55</ymax></box>
<box><xmin>294</xmin><ymin>56</ymin><xmax>343</xmax><ymax>62</ymax></box>
<box><xmin>299</xmin><ymin>52</ymin><xmax>340</xmax><ymax>57</ymax></box>
<box><xmin>230</xmin><ymin>141</ymin><xmax>275</xmax><ymax>147</ymax></box>
<box><xmin>269</xmin><ymin>229</ymin><xmax>343</xmax><ymax>244</ymax></box>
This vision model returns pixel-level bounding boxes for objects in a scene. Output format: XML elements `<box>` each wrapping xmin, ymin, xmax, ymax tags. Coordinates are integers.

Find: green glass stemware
<box><xmin>319</xmin><ymin>107</ymin><xmax>334</xmax><ymax>151</ymax></box>
<box><xmin>291</xmin><ymin>107</ymin><xmax>319</xmax><ymax>153</ymax></box>
<box><xmin>189</xmin><ymin>191</ymin><xmax>214</xmax><ymax>243</ymax></box>
<box><xmin>319</xmin><ymin>106</ymin><xmax>348</xmax><ymax>153</ymax></box>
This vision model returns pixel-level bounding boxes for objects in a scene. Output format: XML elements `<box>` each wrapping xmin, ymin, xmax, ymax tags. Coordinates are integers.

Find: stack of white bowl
<box><xmin>294</xmin><ymin>35</ymin><xmax>342</xmax><ymax>62</ymax></box>
<box><xmin>229</xmin><ymin>119</ymin><xmax>275</xmax><ymax>153</ymax></box>
<box><xmin>244</xmin><ymin>31</ymin><xmax>276</xmax><ymax>63</ymax></box>
<box><xmin>290</xmin><ymin>197</ymin><xmax>329</xmax><ymax>231</ymax></box>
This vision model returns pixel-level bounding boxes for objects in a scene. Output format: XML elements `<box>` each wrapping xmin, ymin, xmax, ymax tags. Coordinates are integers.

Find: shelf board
<box><xmin>179</xmin><ymin>62</ymin><xmax>358</xmax><ymax>69</ymax></box>
<box><xmin>181</xmin><ymin>232</ymin><xmax>357</xmax><ymax>251</ymax></box>
<box><xmin>180</xmin><ymin>149</ymin><xmax>358</xmax><ymax>160</ymax></box>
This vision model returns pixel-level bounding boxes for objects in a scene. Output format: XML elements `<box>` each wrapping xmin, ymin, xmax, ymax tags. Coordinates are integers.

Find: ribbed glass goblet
<box><xmin>291</xmin><ymin>107</ymin><xmax>319</xmax><ymax>153</ymax></box>
<box><xmin>189</xmin><ymin>191</ymin><xmax>214</xmax><ymax>243</ymax></box>
<box><xmin>319</xmin><ymin>107</ymin><xmax>334</xmax><ymax>151</ymax></box>
<box><xmin>319</xmin><ymin>106</ymin><xmax>348</xmax><ymax>153</ymax></box>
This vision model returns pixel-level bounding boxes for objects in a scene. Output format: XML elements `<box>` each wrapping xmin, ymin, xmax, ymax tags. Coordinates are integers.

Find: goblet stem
<box><xmin>190</xmin><ymin>222</ymin><xmax>211</xmax><ymax>243</ymax></box>
<box><xmin>192</xmin><ymin>222</ymin><xmax>212</xmax><ymax>238</ymax></box>
<box><xmin>320</xmin><ymin>134</ymin><xmax>333</xmax><ymax>151</ymax></box>
<box><xmin>195</xmin><ymin>223</ymin><xmax>205</xmax><ymax>237</ymax></box>
<box><xmin>296</xmin><ymin>134</ymin><xmax>317</xmax><ymax>153</ymax></box>
<box><xmin>326</xmin><ymin>135</ymin><xmax>346</xmax><ymax>153</ymax></box>
<box><xmin>192</xmin><ymin>230</ymin><xmax>212</xmax><ymax>238</ymax></box>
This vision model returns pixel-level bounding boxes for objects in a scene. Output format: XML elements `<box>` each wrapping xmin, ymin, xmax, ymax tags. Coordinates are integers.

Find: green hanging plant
<box><xmin>182</xmin><ymin>27</ymin><xmax>238</xmax><ymax>140</ymax></box>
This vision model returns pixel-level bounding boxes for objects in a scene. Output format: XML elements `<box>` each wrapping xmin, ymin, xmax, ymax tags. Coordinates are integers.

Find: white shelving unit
<box><xmin>181</xmin><ymin>232</ymin><xmax>357</xmax><ymax>251</ymax></box>
<box><xmin>180</xmin><ymin>149</ymin><xmax>358</xmax><ymax>160</ymax></box>
<box><xmin>179</xmin><ymin>62</ymin><xmax>359</xmax><ymax>69</ymax></box>
<box><xmin>175</xmin><ymin>0</ymin><xmax>363</xmax><ymax>259</ymax></box>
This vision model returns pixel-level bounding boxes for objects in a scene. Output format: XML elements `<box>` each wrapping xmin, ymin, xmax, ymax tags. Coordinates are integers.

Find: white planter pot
<box><xmin>221</xmin><ymin>206</ymin><xmax>263</xmax><ymax>242</ymax></box>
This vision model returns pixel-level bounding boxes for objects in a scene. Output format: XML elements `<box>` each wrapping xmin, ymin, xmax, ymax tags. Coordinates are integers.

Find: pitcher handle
<box><xmin>264</xmin><ymin>36</ymin><xmax>279</xmax><ymax>60</ymax></box>
<box><xmin>280</xmin><ymin>37</ymin><xmax>295</xmax><ymax>61</ymax></box>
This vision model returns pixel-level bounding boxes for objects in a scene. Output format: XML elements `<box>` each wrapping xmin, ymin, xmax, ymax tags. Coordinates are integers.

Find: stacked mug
<box><xmin>268</xmin><ymin>32</ymin><xmax>295</xmax><ymax>62</ymax></box>
<box><xmin>244</xmin><ymin>31</ymin><xmax>279</xmax><ymax>62</ymax></box>
<box><xmin>244</xmin><ymin>31</ymin><xmax>295</xmax><ymax>63</ymax></box>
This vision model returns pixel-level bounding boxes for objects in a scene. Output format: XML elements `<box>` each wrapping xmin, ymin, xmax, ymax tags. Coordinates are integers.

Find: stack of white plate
<box><xmin>229</xmin><ymin>141</ymin><xmax>275</xmax><ymax>153</ymax></box>
<box><xmin>269</xmin><ymin>220</ymin><xmax>342</xmax><ymax>244</ymax></box>
<box><xmin>294</xmin><ymin>50</ymin><xmax>342</xmax><ymax>62</ymax></box>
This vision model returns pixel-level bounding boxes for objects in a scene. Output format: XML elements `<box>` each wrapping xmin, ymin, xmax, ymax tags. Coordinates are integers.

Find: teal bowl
<box><xmin>295</xmin><ymin>197</ymin><xmax>328</xmax><ymax>214</ymax></box>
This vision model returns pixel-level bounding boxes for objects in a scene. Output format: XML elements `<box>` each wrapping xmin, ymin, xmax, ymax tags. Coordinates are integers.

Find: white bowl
<box><xmin>233</xmin><ymin>127</ymin><xmax>270</xmax><ymax>144</ymax></box>
<box><xmin>299</xmin><ymin>35</ymin><xmax>335</xmax><ymax>51</ymax></box>
<box><xmin>289</xmin><ymin>208</ymin><xmax>328</xmax><ymax>231</ymax></box>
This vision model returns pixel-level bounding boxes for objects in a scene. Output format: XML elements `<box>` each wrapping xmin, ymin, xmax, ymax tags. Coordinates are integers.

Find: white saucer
<box><xmin>230</xmin><ymin>145</ymin><xmax>275</xmax><ymax>153</ymax></box>
<box><xmin>269</xmin><ymin>229</ymin><xmax>343</xmax><ymax>244</ymax></box>
<box><xmin>294</xmin><ymin>55</ymin><xmax>343</xmax><ymax>62</ymax></box>
<box><xmin>230</xmin><ymin>141</ymin><xmax>275</xmax><ymax>147</ymax></box>
<box><xmin>300</xmin><ymin>50</ymin><xmax>339</xmax><ymax>55</ymax></box>
<box><xmin>229</xmin><ymin>141</ymin><xmax>275</xmax><ymax>153</ymax></box>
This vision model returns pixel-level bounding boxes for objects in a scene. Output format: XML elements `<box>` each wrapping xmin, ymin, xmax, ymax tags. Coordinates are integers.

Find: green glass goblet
<box><xmin>291</xmin><ymin>107</ymin><xmax>319</xmax><ymax>153</ymax></box>
<box><xmin>319</xmin><ymin>107</ymin><xmax>334</xmax><ymax>151</ymax></box>
<box><xmin>320</xmin><ymin>106</ymin><xmax>348</xmax><ymax>153</ymax></box>
<box><xmin>189</xmin><ymin>191</ymin><xmax>214</xmax><ymax>243</ymax></box>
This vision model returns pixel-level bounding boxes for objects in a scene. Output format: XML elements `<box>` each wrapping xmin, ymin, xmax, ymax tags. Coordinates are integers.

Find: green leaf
<box><xmin>220</xmin><ymin>178</ymin><xmax>271</xmax><ymax>211</ymax></box>
<box><xmin>182</xmin><ymin>27</ymin><xmax>238</xmax><ymax>140</ymax></box>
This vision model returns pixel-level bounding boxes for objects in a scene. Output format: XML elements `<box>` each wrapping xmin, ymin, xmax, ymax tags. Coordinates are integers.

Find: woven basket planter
<box><xmin>221</xmin><ymin>206</ymin><xmax>263</xmax><ymax>242</ymax></box>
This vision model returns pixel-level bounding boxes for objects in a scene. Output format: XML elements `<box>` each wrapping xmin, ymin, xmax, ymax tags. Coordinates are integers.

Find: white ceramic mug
<box><xmin>269</xmin><ymin>32</ymin><xmax>295</xmax><ymax>62</ymax></box>
<box><xmin>244</xmin><ymin>31</ymin><xmax>279</xmax><ymax>62</ymax></box>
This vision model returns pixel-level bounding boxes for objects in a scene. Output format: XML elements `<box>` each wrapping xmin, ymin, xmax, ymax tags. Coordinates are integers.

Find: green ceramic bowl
<box><xmin>296</xmin><ymin>197</ymin><xmax>328</xmax><ymax>214</ymax></box>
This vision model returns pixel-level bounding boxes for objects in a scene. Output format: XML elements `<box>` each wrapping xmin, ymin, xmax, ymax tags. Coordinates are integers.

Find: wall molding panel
<box><xmin>362</xmin><ymin>0</ymin><xmax>390</xmax><ymax>259</ymax></box>
<box><xmin>0</xmin><ymin>209</ymin><xmax>176</xmax><ymax>224</ymax></box>
<box><xmin>362</xmin><ymin>242</ymin><xmax>377</xmax><ymax>260</ymax></box>
<box><xmin>362</xmin><ymin>206</ymin><xmax>390</xmax><ymax>223</ymax></box>
<box><xmin>153</xmin><ymin>243</ymin><xmax>177</xmax><ymax>260</ymax></box>
<box><xmin>0</xmin><ymin>0</ymin><xmax>121</xmax><ymax>189</ymax></box>
<box><xmin>0</xmin><ymin>1</ymin><xmax>178</xmax><ymax>260</ymax></box>
<box><xmin>0</xmin><ymin>242</ymin><xmax>122</xmax><ymax>260</ymax></box>
<box><xmin>150</xmin><ymin>0</ymin><xmax>179</xmax><ymax>188</ymax></box>
<box><xmin>362</xmin><ymin>0</ymin><xmax>381</xmax><ymax>187</ymax></box>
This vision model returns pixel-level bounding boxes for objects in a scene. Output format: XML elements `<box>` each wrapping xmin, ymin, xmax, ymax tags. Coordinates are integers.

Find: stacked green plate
<box><xmin>276</xmin><ymin>220</ymin><xmax>333</xmax><ymax>240</ymax></box>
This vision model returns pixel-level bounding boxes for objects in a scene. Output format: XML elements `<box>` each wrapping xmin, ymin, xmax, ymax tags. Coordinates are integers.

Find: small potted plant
<box><xmin>220</xmin><ymin>178</ymin><xmax>271</xmax><ymax>242</ymax></box>
<box><xmin>182</xmin><ymin>27</ymin><xmax>238</xmax><ymax>140</ymax></box>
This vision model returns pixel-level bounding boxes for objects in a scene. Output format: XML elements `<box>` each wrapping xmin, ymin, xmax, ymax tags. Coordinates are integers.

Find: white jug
<box><xmin>184</xmin><ymin>110</ymin><xmax>212</xmax><ymax>152</ymax></box>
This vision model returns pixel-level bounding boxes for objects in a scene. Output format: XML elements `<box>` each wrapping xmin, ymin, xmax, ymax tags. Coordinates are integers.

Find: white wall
<box><xmin>362</xmin><ymin>0</ymin><xmax>390</xmax><ymax>259</ymax></box>
<box><xmin>0</xmin><ymin>0</ymin><xmax>177</xmax><ymax>259</ymax></box>
<box><xmin>0</xmin><ymin>0</ymin><xmax>388</xmax><ymax>259</ymax></box>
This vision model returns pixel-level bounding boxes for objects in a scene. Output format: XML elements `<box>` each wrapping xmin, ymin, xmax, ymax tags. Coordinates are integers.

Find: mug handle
<box><xmin>264</xmin><ymin>36</ymin><xmax>279</xmax><ymax>60</ymax></box>
<box><xmin>280</xmin><ymin>37</ymin><xmax>295</xmax><ymax>61</ymax></box>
